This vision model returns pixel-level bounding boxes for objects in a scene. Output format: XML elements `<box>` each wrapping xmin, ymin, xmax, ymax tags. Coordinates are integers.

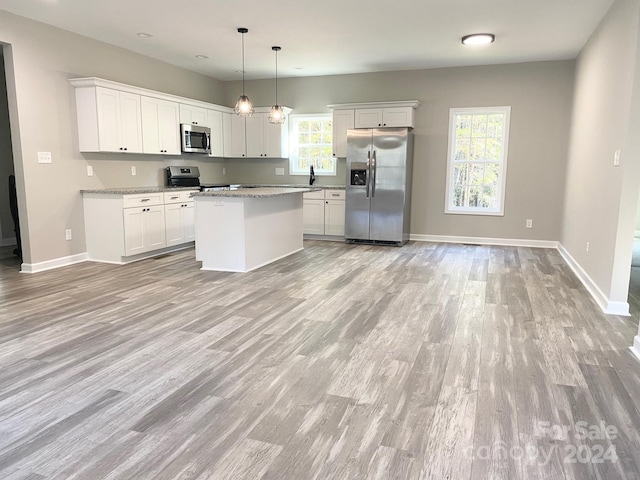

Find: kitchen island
<box><xmin>194</xmin><ymin>187</ymin><xmax>317</xmax><ymax>272</ymax></box>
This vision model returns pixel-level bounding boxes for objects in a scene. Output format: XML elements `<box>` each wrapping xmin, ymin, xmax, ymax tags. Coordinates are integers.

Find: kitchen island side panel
<box><xmin>194</xmin><ymin>197</ymin><xmax>247</xmax><ymax>271</ymax></box>
<box><xmin>194</xmin><ymin>193</ymin><xmax>304</xmax><ymax>272</ymax></box>
<box><xmin>243</xmin><ymin>194</ymin><xmax>304</xmax><ymax>271</ymax></box>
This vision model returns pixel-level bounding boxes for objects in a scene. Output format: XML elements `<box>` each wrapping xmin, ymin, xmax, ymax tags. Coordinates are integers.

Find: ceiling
<box><xmin>0</xmin><ymin>0</ymin><xmax>615</xmax><ymax>81</ymax></box>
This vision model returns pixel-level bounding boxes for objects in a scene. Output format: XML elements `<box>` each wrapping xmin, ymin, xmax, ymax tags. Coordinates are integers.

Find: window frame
<box><xmin>288</xmin><ymin>113</ymin><xmax>336</xmax><ymax>176</ymax></box>
<box><xmin>445</xmin><ymin>106</ymin><xmax>511</xmax><ymax>216</ymax></box>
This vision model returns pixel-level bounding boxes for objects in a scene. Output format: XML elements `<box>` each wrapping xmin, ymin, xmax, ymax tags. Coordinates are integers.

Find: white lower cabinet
<box><xmin>164</xmin><ymin>191</ymin><xmax>196</xmax><ymax>246</ymax></box>
<box><xmin>124</xmin><ymin>204</ymin><xmax>166</xmax><ymax>256</ymax></box>
<box><xmin>83</xmin><ymin>190</ymin><xmax>197</xmax><ymax>263</ymax></box>
<box><xmin>303</xmin><ymin>189</ymin><xmax>345</xmax><ymax>236</ymax></box>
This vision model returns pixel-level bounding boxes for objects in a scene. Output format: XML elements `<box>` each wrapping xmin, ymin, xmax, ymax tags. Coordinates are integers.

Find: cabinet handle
<box><xmin>124</xmin><ymin>147</ymin><xmax>128</xmax><ymax>151</ymax></box>
<box><xmin>141</xmin><ymin>198</ymin><xmax>150</xmax><ymax>202</ymax></box>
<box><xmin>378</xmin><ymin>123</ymin><xmax>381</xmax><ymax>126</ymax></box>
<box><xmin>193</xmin><ymin>122</ymin><xmax>198</xmax><ymax>125</ymax></box>
<box><xmin>170</xmin><ymin>196</ymin><xmax>179</xmax><ymax>200</ymax></box>
<box><xmin>119</xmin><ymin>147</ymin><xmax>123</xmax><ymax>151</ymax></box>
<box><xmin>383</xmin><ymin>123</ymin><xmax>386</xmax><ymax>126</ymax></box>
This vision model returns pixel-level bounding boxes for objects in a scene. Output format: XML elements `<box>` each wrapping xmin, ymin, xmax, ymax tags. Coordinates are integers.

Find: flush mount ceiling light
<box><xmin>136</xmin><ymin>32</ymin><xmax>153</xmax><ymax>38</ymax></box>
<box><xmin>195</xmin><ymin>54</ymin><xmax>209</xmax><ymax>59</ymax></box>
<box><xmin>269</xmin><ymin>46</ymin><xmax>285</xmax><ymax>124</ymax></box>
<box><xmin>234</xmin><ymin>27</ymin><xmax>254</xmax><ymax>117</ymax></box>
<box><xmin>461</xmin><ymin>33</ymin><xmax>495</xmax><ymax>46</ymax></box>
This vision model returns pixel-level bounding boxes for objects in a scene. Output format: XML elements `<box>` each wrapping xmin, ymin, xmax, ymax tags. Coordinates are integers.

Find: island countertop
<box><xmin>194</xmin><ymin>187</ymin><xmax>320</xmax><ymax>198</ymax></box>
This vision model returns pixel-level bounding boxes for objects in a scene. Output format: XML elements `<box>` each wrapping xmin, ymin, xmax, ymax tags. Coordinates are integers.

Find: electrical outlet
<box><xmin>37</xmin><ymin>151</ymin><xmax>52</xmax><ymax>164</ymax></box>
<box><xmin>87</xmin><ymin>165</ymin><xmax>93</xmax><ymax>176</ymax></box>
<box><xmin>586</xmin><ymin>241</ymin><xmax>590</xmax><ymax>254</ymax></box>
<box><xmin>525</xmin><ymin>219</ymin><xmax>533</xmax><ymax>229</ymax></box>
<box><xmin>614</xmin><ymin>150</ymin><xmax>621</xmax><ymax>166</ymax></box>
<box><xmin>131</xmin><ymin>166</ymin><xmax>136</xmax><ymax>176</ymax></box>
<box><xmin>222</xmin><ymin>167</ymin><xmax>226</xmax><ymax>176</ymax></box>
<box><xmin>65</xmin><ymin>229</ymin><xmax>72</xmax><ymax>241</ymax></box>
<box><xmin>275</xmin><ymin>167</ymin><xmax>285</xmax><ymax>176</ymax></box>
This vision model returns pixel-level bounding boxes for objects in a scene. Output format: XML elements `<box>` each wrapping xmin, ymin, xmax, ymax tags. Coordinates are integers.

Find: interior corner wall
<box><xmin>222</xmin><ymin>62</ymin><xmax>575</xmax><ymax>242</ymax></box>
<box><xmin>561</xmin><ymin>0</ymin><xmax>640</xmax><ymax>306</ymax></box>
<box><xmin>0</xmin><ymin>49</ymin><xmax>15</xmax><ymax>245</ymax></box>
<box><xmin>0</xmin><ymin>10</ymin><xmax>226</xmax><ymax>266</ymax></box>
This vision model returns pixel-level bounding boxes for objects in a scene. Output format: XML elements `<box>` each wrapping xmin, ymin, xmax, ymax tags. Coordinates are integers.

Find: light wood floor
<box><xmin>0</xmin><ymin>241</ymin><xmax>639</xmax><ymax>479</ymax></box>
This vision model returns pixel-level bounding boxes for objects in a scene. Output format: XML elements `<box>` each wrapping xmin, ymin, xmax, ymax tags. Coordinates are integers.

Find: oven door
<box><xmin>181</xmin><ymin>124</ymin><xmax>211</xmax><ymax>154</ymax></box>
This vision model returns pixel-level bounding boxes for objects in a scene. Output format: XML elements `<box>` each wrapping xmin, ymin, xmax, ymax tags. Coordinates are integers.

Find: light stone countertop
<box><xmin>194</xmin><ymin>187</ymin><xmax>320</xmax><ymax>198</ymax></box>
<box><xmin>237</xmin><ymin>184</ymin><xmax>346</xmax><ymax>190</ymax></box>
<box><xmin>81</xmin><ymin>186</ymin><xmax>199</xmax><ymax>194</ymax></box>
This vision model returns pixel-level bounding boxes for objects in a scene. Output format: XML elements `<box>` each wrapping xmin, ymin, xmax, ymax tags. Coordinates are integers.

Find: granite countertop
<box><xmin>81</xmin><ymin>184</ymin><xmax>345</xmax><ymax>195</ymax></box>
<box><xmin>195</xmin><ymin>187</ymin><xmax>320</xmax><ymax>198</ymax></box>
<box><xmin>238</xmin><ymin>183</ymin><xmax>345</xmax><ymax>190</ymax></box>
<box><xmin>81</xmin><ymin>186</ymin><xmax>199</xmax><ymax>194</ymax></box>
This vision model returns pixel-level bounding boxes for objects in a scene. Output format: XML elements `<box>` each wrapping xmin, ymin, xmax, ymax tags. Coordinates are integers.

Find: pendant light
<box><xmin>234</xmin><ymin>27</ymin><xmax>254</xmax><ymax>117</ymax></box>
<box><xmin>269</xmin><ymin>46</ymin><xmax>285</xmax><ymax>124</ymax></box>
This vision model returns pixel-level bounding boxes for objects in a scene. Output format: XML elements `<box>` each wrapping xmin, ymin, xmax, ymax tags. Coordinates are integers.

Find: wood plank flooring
<box><xmin>0</xmin><ymin>241</ymin><xmax>639</xmax><ymax>479</ymax></box>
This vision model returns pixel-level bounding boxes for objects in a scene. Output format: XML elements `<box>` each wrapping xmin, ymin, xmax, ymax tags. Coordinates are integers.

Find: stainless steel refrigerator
<box><xmin>345</xmin><ymin>128</ymin><xmax>414</xmax><ymax>245</ymax></box>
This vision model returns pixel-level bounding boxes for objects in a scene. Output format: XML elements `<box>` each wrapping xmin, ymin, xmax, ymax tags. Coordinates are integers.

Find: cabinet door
<box><xmin>355</xmin><ymin>108</ymin><xmax>383</xmax><ymax>128</ymax></box>
<box><xmin>182</xmin><ymin>203</ymin><xmax>195</xmax><ymax>242</ymax></box>
<box><xmin>332</xmin><ymin>110</ymin><xmax>355</xmax><ymax>158</ymax></box>
<box><xmin>145</xmin><ymin>205</ymin><xmax>166</xmax><ymax>250</ymax></box>
<box><xmin>96</xmin><ymin>87</ymin><xmax>121</xmax><ymax>152</ymax></box>
<box><xmin>303</xmin><ymin>199</ymin><xmax>325</xmax><ymax>234</ymax></box>
<box><xmin>246</xmin><ymin>113</ymin><xmax>266</xmax><ymax>158</ymax></box>
<box><xmin>158</xmin><ymin>100</ymin><xmax>181</xmax><ymax>154</ymax></box>
<box><xmin>123</xmin><ymin>207</ymin><xmax>146</xmax><ymax>256</ymax></box>
<box><xmin>179</xmin><ymin>105</ymin><xmax>207</xmax><ymax>125</ymax></box>
<box><xmin>164</xmin><ymin>203</ymin><xmax>184</xmax><ymax>246</ymax></box>
<box><xmin>223</xmin><ymin>113</ymin><xmax>247</xmax><ymax>157</ymax></box>
<box><xmin>264</xmin><ymin>117</ymin><xmax>286</xmax><ymax>158</ymax></box>
<box><xmin>141</xmin><ymin>97</ymin><xmax>162</xmax><ymax>154</ymax></box>
<box><xmin>325</xmin><ymin>199</ymin><xmax>345</xmax><ymax>236</ymax></box>
<box><xmin>118</xmin><ymin>92</ymin><xmax>143</xmax><ymax>153</ymax></box>
<box><xmin>382</xmin><ymin>107</ymin><xmax>414</xmax><ymax>128</ymax></box>
<box><xmin>207</xmin><ymin>110</ymin><xmax>224</xmax><ymax>157</ymax></box>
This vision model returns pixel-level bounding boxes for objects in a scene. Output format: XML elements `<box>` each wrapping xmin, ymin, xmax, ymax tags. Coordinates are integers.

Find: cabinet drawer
<box><xmin>163</xmin><ymin>190</ymin><xmax>197</xmax><ymax>204</ymax></box>
<box><xmin>324</xmin><ymin>190</ymin><xmax>345</xmax><ymax>200</ymax></box>
<box><xmin>304</xmin><ymin>190</ymin><xmax>325</xmax><ymax>200</ymax></box>
<box><xmin>123</xmin><ymin>193</ymin><xmax>163</xmax><ymax>208</ymax></box>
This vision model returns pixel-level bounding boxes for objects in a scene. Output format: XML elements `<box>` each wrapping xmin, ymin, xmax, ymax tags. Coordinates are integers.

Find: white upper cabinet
<box><xmin>332</xmin><ymin>109</ymin><xmax>355</xmax><ymax>158</ymax></box>
<box><xmin>224</xmin><ymin>108</ymin><xmax>291</xmax><ymax>158</ymax></box>
<box><xmin>75</xmin><ymin>86</ymin><xmax>143</xmax><ymax>153</ymax></box>
<box><xmin>179</xmin><ymin>104</ymin><xmax>207</xmax><ymax>126</ymax></box>
<box><xmin>206</xmin><ymin>109</ymin><xmax>224</xmax><ymax>158</ymax></box>
<box><xmin>223</xmin><ymin>113</ymin><xmax>247</xmax><ymax>158</ymax></box>
<box><xmin>354</xmin><ymin>106</ymin><xmax>415</xmax><ymax>128</ymax></box>
<box><xmin>141</xmin><ymin>96</ymin><xmax>181</xmax><ymax>155</ymax></box>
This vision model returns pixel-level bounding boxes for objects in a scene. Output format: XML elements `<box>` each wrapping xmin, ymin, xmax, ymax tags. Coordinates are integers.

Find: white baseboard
<box><xmin>409</xmin><ymin>234</ymin><xmax>558</xmax><ymax>249</ymax></box>
<box><xmin>21</xmin><ymin>252</ymin><xmax>88</xmax><ymax>273</ymax></box>
<box><xmin>0</xmin><ymin>237</ymin><xmax>16</xmax><ymax>247</ymax></box>
<box><xmin>631</xmin><ymin>336</ymin><xmax>640</xmax><ymax>362</ymax></box>
<box><xmin>557</xmin><ymin>243</ymin><xmax>630</xmax><ymax>316</ymax></box>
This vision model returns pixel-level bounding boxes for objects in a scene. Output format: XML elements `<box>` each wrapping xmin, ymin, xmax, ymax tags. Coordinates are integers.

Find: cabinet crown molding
<box><xmin>70</xmin><ymin>77</ymin><xmax>235</xmax><ymax>113</ymax></box>
<box><xmin>327</xmin><ymin>100</ymin><xmax>420</xmax><ymax>110</ymax></box>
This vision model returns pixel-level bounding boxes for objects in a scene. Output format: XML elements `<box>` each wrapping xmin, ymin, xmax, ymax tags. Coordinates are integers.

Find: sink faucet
<box><xmin>310</xmin><ymin>165</ymin><xmax>316</xmax><ymax>185</ymax></box>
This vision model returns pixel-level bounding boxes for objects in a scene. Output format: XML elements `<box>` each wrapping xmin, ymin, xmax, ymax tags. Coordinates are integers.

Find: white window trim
<box><xmin>444</xmin><ymin>106</ymin><xmax>511</xmax><ymax>216</ymax></box>
<box><xmin>289</xmin><ymin>113</ymin><xmax>336</xmax><ymax>176</ymax></box>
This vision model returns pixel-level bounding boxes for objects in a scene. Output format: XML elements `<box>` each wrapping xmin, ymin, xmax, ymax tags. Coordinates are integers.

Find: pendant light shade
<box><xmin>269</xmin><ymin>46</ymin><xmax>285</xmax><ymax>124</ymax></box>
<box><xmin>234</xmin><ymin>28</ymin><xmax>254</xmax><ymax>117</ymax></box>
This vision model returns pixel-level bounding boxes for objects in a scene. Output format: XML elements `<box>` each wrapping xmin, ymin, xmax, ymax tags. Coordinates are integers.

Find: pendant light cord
<box><xmin>241</xmin><ymin>32</ymin><xmax>246</xmax><ymax>96</ymax></box>
<box><xmin>275</xmin><ymin>49</ymin><xmax>278</xmax><ymax>105</ymax></box>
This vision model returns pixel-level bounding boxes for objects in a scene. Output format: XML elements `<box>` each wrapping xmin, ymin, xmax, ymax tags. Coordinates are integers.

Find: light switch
<box><xmin>87</xmin><ymin>166</ymin><xmax>93</xmax><ymax>176</ymax></box>
<box><xmin>131</xmin><ymin>166</ymin><xmax>137</xmax><ymax>176</ymax></box>
<box><xmin>38</xmin><ymin>151</ymin><xmax>52</xmax><ymax>164</ymax></box>
<box><xmin>614</xmin><ymin>150</ymin><xmax>621</xmax><ymax>166</ymax></box>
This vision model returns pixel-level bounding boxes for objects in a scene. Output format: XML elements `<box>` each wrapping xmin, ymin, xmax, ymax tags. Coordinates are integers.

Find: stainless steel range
<box><xmin>166</xmin><ymin>166</ymin><xmax>230</xmax><ymax>191</ymax></box>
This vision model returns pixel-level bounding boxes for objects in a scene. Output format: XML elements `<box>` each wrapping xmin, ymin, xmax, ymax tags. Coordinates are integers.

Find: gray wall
<box><xmin>0</xmin><ymin>10</ymin><xmax>227</xmax><ymax>265</ymax></box>
<box><xmin>561</xmin><ymin>0</ymin><xmax>640</xmax><ymax>305</ymax></box>
<box><xmin>0</xmin><ymin>49</ymin><xmax>15</xmax><ymax>245</ymax></box>
<box><xmin>223</xmin><ymin>62</ymin><xmax>575</xmax><ymax>240</ymax></box>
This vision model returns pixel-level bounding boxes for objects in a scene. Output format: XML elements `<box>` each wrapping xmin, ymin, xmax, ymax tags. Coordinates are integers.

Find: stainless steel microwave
<box><xmin>181</xmin><ymin>124</ymin><xmax>211</xmax><ymax>154</ymax></box>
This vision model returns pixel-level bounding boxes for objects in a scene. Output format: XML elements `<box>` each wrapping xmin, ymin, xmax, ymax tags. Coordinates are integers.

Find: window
<box><xmin>289</xmin><ymin>114</ymin><xmax>336</xmax><ymax>176</ymax></box>
<box><xmin>445</xmin><ymin>106</ymin><xmax>511</xmax><ymax>215</ymax></box>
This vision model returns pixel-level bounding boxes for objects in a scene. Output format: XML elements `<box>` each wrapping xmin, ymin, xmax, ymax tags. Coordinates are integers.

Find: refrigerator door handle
<box><xmin>371</xmin><ymin>150</ymin><xmax>377</xmax><ymax>197</ymax></box>
<box><xmin>366</xmin><ymin>150</ymin><xmax>371</xmax><ymax>198</ymax></box>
